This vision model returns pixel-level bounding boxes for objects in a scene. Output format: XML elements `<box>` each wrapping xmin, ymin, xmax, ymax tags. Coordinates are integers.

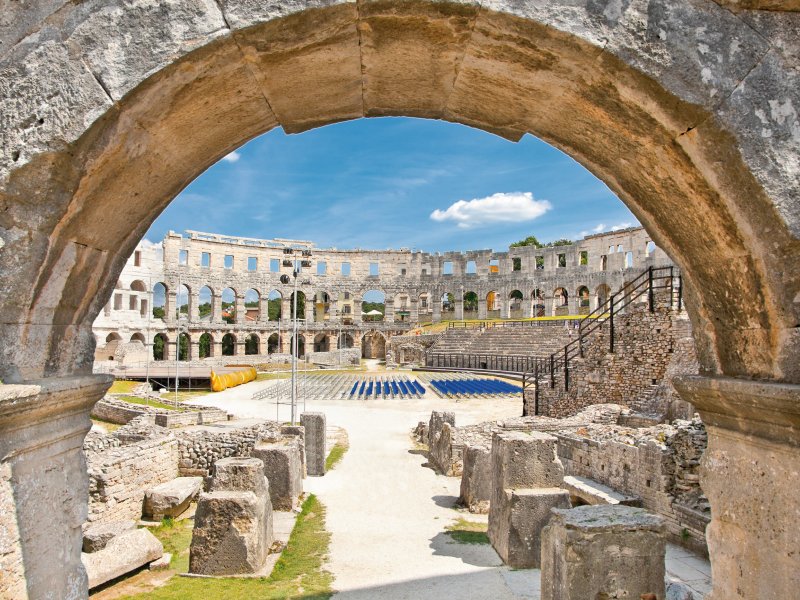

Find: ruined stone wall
<box><xmin>177</xmin><ymin>421</ymin><xmax>283</xmax><ymax>477</ymax></box>
<box><xmin>529</xmin><ymin>306</ymin><xmax>695</xmax><ymax>419</ymax></box>
<box><xmin>555</xmin><ymin>419</ymin><xmax>709</xmax><ymax>552</ymax></box>
<box><xmin>85</xmin><ymin>425</ymin><xmax>179</xmax><ymax>524</ymax></box>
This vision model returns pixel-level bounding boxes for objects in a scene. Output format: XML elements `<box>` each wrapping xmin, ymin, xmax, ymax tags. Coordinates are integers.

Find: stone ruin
<box><xmin>421</xmin><ymin>406</ymin><xmax>710</xmax><ymax>554</ymax></box>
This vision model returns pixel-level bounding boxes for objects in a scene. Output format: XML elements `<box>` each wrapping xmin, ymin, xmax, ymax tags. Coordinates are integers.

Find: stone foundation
<box><xmin>300</xmin><ymin>412</ymin><xmax>326</xmax><ymax>477</ymax></box>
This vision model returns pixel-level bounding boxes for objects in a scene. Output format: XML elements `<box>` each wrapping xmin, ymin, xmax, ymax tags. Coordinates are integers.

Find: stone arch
<box><xmin>152</xmin><ymin>282</ymin><xmax>168</xmax><ymax>321</ymax></box>
<box><xmin>221</xmin><ymin>287</ymin><xmax>237</xmax><ymax>324</ymax></box>
<box><xmin>178</xmin><ymin>332</ymin><xmax>191</xmax><ymax>361</ymax></box>
<box><xmin>2</xmin><ymin>5</ymin><xmax>800</xmax><ymax>598</ymax></box>
<box><xmin>244</xmin><ymin>332</ymin><xmax>260</xmax><ymax>355</ymax></box>
<box><xmin>397</xmin><ymin>343</ymin><xmax>426</xmax><ymax>366</ymax></box>
<box><xmin>198</xmin><ymin>285</ymin><xmax>214</xmax><ymax>321</ymax></box>
<box><xmin>177</xmin><ymin>283</ymin><xmax>191</xmax><ymax>322</ymax></box>
<box><xmin>553</xmin><ymin>287</ymin><xmax>569</xmax><ymax>317</ymax></box>
<box><xmin>290</xmin><ymin>290</ymin><xmax>306</xmax><ymax>321</ymax></box>
<box><xmin>508</xmin><ymin>289</ymin><xmax>524</xmax><ymax>318</ymax></box>
<box><xmin>130</xmin><ymin>280</ymin><xmax>147</xmax><ymax>292</ymax></box>
<box><xmin>291</xmin><ymin>334</ymin><xmax>306</xmax><ymax>358</ymax></box>
<box><xmin>153</xmin><ymin>333</ymin><xmax>169</xmax><ymax>361</ymax></box>
<box><xmin>244</xmin><ymin>288</ymin><xmax>260</xmax><ymax>322</ymax></box>
<box><xmin>130</xmin><ymin>332</ymin><xmax>145</xmax><ymax>344</ymax></box>
<box><xmin>267</xmin><ymin>332</ymin><xmax>281</xmax><ymax>354</ymax></box>
<box><xmin>313</xmin><ymin>332</ymin><xmax>329</xmax><ymax>352</ymax></box>
<box><xmin>577</xmin><ymin>285</ymin><xmax>591</xmax><ymax>314</ymax></box>
<box><xmin>463</xmin><ymin>290</ymin><xmax>479</xmax><ymax>320</ymax></box>
<box><xmin>338</xmin><ymin>332</ymin><xmax>355</xmax><ymax>349</ymax></box>
<box><xmin>361</xmin><ymin>330</ymin><xmax>387</xmax><ymax>360</ymax></box>
<box><xmin>486</xmin><ymin>290</ymin><xmax>500</xmax><ymax>317</ymax></box>
<box><xmin>267</xmin><ymin>289</ymin><xmax>282</xmax><ymax>321</ymax></box>
<box><xmin>417</xmin><ymin>292</ymin><xmax>432</xmax><ymax>324</ymax></box>
<box><xmin>595</xmin><ymin>283</ymin><xmax>611</xmax><ymax>310</ymax></box>
<box><xmin>531</xmin><ymin>289</ymin><xmax>545</xmax><ymax>318</ymax></box>
<box><xmin>222</xmin><ymin>333</ymin><xmax>237</xmax><ymax>356</ymax></box>
<box><xmin>362</xmin><ymin>289</ymin><xmax>385</xmax><ymax>322</ymax></box>
<box><xmin>314</xmin><ymin>290</ymin><xmax>331</xmax><ymax>322</ymax></box>
<box><xmin>199</xmin><ymin>332</ymin><xmax>213</xmax><ymax>358</ymax></box>
<box><xmin>440</xmin><ymin>291</ymin><xmax>455</xmax><ymax>317</ymax></box>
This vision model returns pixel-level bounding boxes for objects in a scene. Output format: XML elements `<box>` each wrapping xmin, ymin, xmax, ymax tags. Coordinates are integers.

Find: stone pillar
<box><xmin>500</xmin><ymin>296</ymin><xmax>510</xmax><ymax>319</ymax></box>
<box><xmin>162</xmin><ymin>336</ymin><xmax>174</xmax><ymax>360</ymax></box>
<box><xmin>259</xmin><ymin>295</ymin><xmax>269</xmax><ymax>323</ymax></box>
<box><xmin>235</xmin><ymin>294</ymin><xmax>245</xmax><ymax>324</ymax></box>
<box><xmin>410</xmin><ymin>297</ymin><xmax>419</xmax><ymax>323</ymax></box>
<box><xmin>454</xmin><ymin>298</ymin><xmax>464</xmax><ymax>321</ymax></box>
<box><xmin>674</xmin><ymin>376</ymin><xmax>800</xmax><ymax>600</ymax></box>
<box><xmin>488</xmin><ymin>431</ymin><xmax>570</xmax><ymax>568</ymax></box>
<box><xmin>0</xmin><ymin>375</ymin><xmax>111</xmax><ymax>600</ymax></box>
<box><xmin>304</xmin><ymin>296</ymin><xmax>314</xmax><ymax>324</ymax></box>
<box><xmin>300</xmin><ymin>412</ymin><xmax>326</xmax><ymax>477</ymax></box>
<box><xmin>212</xmin><ymin>338</ymin><xmax>223</xmax><ymax>358</ymax></box>
<box><xmin>281</xmin><ymin>297</ymin><xmax>291</xmax><ymax>325</ymax></box>
<box><xmin>384</xmin><ymin>300</ymin><xmax>394</xmax><ymax>324</ymax></box>
<box><xmin>251</xmin><ymin>440</ymin><xmax>303</xmax><ymax>511</ymax></box>
<box><xmin>541</xmin><ymin>505</ymin><xmax>666</xmax><ymax>600</ymax></box>
<box><xmin>478</xmin><ymin>298</ymin><xmax>487</xmax><ymax>319</ymax></box>
<box><xmin>165</xmin><ymin>291</ymin><xmax>176</xmax><ymax>324</ymax></box>
<box><xmin>211</xmin><ymin>293</ymin><xmax>221</xmax><ymax>323</ymax></box>
<box><xmin>353</xmin><ymin>296</ymin><xmax>362</xmax><ymax>322</ymax></box>
<box><xmin>432</xmin><ymin>301</ymin><xmax>442</xmax><ymax>323</ymax></box>
<box><xmin>189</xmin><ymin>293</ymin><xmax>199</xmax><ymax>323</ymax></box>
<box><xmin>460</xmin><ymin>444</ymin><xmax>491</xmax><ymax>514</ymax></box>
<box><xmin>280</xmin><ymin>335</ymin><xmax>291</xmax><ymax>355</ymax></box>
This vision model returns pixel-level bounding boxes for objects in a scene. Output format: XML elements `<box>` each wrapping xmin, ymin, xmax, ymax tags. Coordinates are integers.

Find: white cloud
<box><xmin>430</xmin><ymin>192</ymin><xmax>551</xmax><ymax>229</ymax></box>
<box><xmin>221</xmin><ymin>151</ymin><xmax>241</xmax><ymax>163</ymax></box>
<box><xmin>580</xmin><ymin>221</ymin><xmax>637</xmax><ymax>237</ymax></box>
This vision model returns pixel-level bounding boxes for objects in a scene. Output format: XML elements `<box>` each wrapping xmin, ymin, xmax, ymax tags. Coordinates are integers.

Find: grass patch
<box><xmin>149</xmin><ymin>518</ymin><xmax>193</xmax><ymax>572</ymax></box>
<box><xmin>445</xmin><ymin>518</ymin><xmax>490</xmax><ymax>545</ymax></box>
<box><xmin>109</xmin><ymin>379</ymin><xmax>139</xmax><ymax>394</ymax></box>
<box><xmin>122</xmin><ymin>494</ymin><xmax>332</xmax><ymax>599</ymax></box>
<box><xmin>116</xmin><ymin>395</ymin><xmax>186</xmax><ymax>411</ymax></box>
<box><xmin>325</xmin><ymin>442</ymin><xmax>349</xmax><ymax>471</ymax></box>
<box><xmin>90</xmin><ymin>418</ymin><xmax>122</xmax><ymax>433</ymax></box>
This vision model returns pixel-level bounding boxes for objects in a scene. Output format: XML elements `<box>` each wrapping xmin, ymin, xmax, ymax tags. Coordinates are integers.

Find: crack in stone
<box><xmin>355</xmin><ymin>0</ymin><xmax>368</xmax><ymax>116</ymax></box>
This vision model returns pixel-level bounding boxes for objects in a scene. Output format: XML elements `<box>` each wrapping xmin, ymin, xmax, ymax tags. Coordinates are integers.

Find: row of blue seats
<box><xmin>430</xmin><ymin>378</ymin><xmax>522</xmax><ymax>397</ymax></box>
<box><xmin>349</xmin><ymin>378</ymin><xmax>425</xmax><ymax>399</ymax></box>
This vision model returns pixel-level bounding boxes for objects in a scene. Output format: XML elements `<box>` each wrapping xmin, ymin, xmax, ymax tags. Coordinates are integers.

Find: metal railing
<box><xmin>448</xmin><ymin>318</ymin><xmax>584</xmax><ymax>329</ymax></box>
<box><xmin>523</xmin><ymin>266</ymin><xmax>682</xmax><ymax>415</ymax></box>
<box><xmin>425</xmin><ymin>352</ymin><xmax>546</xmax><ymax>374</ymax></box>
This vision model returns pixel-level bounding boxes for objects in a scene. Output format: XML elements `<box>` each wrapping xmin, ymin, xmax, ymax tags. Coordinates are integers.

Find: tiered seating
<box><xmin>428</xmin><ymin>378</ymin><xmax>522</xmax><ymax>397</ymax></box>
<box><xmin>348</xmin><ymin>376</ymin><xmax>424</xmax><ymax>400</ymax></box>
<box><xmin>430</xmin><ymin>325</ymin><xmax>573</xmax><ymax>358</ymax></box>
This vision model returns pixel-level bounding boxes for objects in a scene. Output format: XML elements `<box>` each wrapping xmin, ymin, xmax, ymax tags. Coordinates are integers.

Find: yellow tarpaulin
<box><xmin>211</xmin><ymin>367</ymin><xmax>257</xmax><ymax>392</ymax></box>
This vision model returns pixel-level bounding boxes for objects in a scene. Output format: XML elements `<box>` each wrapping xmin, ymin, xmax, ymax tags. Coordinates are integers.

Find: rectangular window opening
<box><xmin>646</xmin><ymin>240</ymin><xmax>656</xmax><ymax>256</ymax></box>
<box><xmin>134</xmin><ymin>251</ymin><xmax>141</xmax><ymax>267</ymax></box>
<box><xmin>512</xmin><ymin>257</ymin><xmax>522</xmax><ymax>271</ymax></box>
<box><xmin>179</xmin><ymin>249</ymin><xmax>188</xmax><ymax>265</ymax></box>
<box><xmin>625</xmin><ymin>251</ymin><xmax>634</xmax><ymax>268</ymax></box>
<box><xmin>317</xmin><ymin>261</ymin><xmax>327</xmax><ymax>275</ymax></box>
<box><xmin>369</xmin><ymin>262</ymin><xmax>380</xmax><ymax>276</ymax></box>
<box><xmin>579</xmin><ymin>251</ymin><xmax>589</xmax><ymax>266</ymax></box>
<box><xmin>341</xmin><ymin>262</ymin><xmax>351</xmax><ymax>277</ymax></box>
<box><xmin>443</xmin><ymin>261</ymin><xmax>453</xmax><ymax>275</ymax></box>
<box><xmin>129</xmin><ymin>296</ymin><xmax>137</xmax><ymax>311</ymax></box>
<box><xmin>247</xmin><ymin>256</ymin><xmax>257</xmax><ymax>271</ymax></box>
<box><xmin>489</xmin><ymin>259</ymin><xmax>499</xmax><ymax>274</ymax></box>
<box><xmin>466</xmin><ymin>260</ymin><xmax>477</xmax><ymax>274</ymax></box>
<box><xmin>113</xmin><ymin>293</ymin><xmax>122</xmax><ymax>310</ymax></box>
<box><xmin>224</xmin><ymin>255</ymin><xmax>233</xmax><ymax>269</ymax></box>
<box><xmin>557</xmin><ymin>253</ymin><xmax>566</xmax><ymax>268</ymax></box>
<box><xmin>201</xmin><ymin>252</ymin><xmax>210</xmax><ymax>268</ymax></box>
<box><xmin>535</xmin><ymin>256</ymin><xmax>544</xmax><ymax>270</ymax></box>
<box><xmin>270</xmin><ymin>258</ymin><xmax>280</xmax><ymax>272</ymax></box>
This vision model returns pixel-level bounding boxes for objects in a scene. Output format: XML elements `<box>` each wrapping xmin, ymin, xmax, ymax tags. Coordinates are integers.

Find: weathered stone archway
<box><xmin>1</xmin><ymin>2</ymin><xmax>799</xmax><ymax>598</ymax></box>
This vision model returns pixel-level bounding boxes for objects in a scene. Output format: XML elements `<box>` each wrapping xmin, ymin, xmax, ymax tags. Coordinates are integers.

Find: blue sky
<box><xmin>145</xmin><ymin>117</ymin><xmax>637</xmax><ymax>252</ymax></box>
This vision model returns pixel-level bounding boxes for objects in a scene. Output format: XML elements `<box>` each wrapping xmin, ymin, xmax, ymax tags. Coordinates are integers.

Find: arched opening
<box><xmin>338</xmin><ymin>333</ymin><xmax>355</xmax><ymax>349</ymax></box>
<box><xmin>553</xmin><ymin>288</ymin><xmax>569</xmax><ymax>316</ymax></box>
<box><xmin>314</xmin><ymin>333</ymin><xmax>329</xmax><ymax>352</ymax></box>
<box><xmin>486</xmin><ymin>291</ymin><xmax>500</xmax><ymax>318</ymax></box>
<box><xmin>531</xmin><ymin>289</ymin><xmax>545</xmax><ymax>318</ymax></box>
<box><xmin>153</xmin><ymin>333</ymin><xmax>168</xmax><ymax>361</ymax></box>
<box><xmin>267</xmin><ymin>290</ymin><xmax>282</xmax><ymax>321</ymax></box>
<box><xmin>508</xmin><ymin>289</ymin><xmax>524</xmax><ymax>319</ymax></box>
<box><xmin>178</xmin><ymin>332</ymin><xmax>190</xmax><ymax>361</ymax></box>
<box><xmin>463</xmin><ymin>291</ymin><xmax>479</xmax><ymax>320</ymax></box>
<box><xmin>362</xmin><ymin>290</ymin><xmax>385</xmax><ymax>322</ymax></box>
<box><xmin>4</xmin><ymin>6</ymin><xmax>799</xmax><ymax>597</ymax></box>
<box><xmin>290</xmin><ymin>291</ymin><xmax>306</xmax><ymax>321</ymax></box>
<box><xmin>103</xmin><ymin>332</ymin><xmax>121</xmax><ymax>360</ymax></box>
<box><xmin>267</xmin><ymin>333</ymin><xmax>281</xmax><ymax>354</ymax></box>
<box><xmin>222</xmin><ymin>333</ymin><xmax>236</xmax><ymax>356</ymax></box>
<box><xmin>152</xmin><ymin>283</ymin><xmax>167</xmax><ymax>320</ymax></box>
<box><xmin>361</xmin><ymin>331</ymin><xmax>387</xmax><ymax>360</ymax></box>
<box><xmin>595</xmin><ymin>284</ymin><xmax>611</xmax><ymax>311</ymax></box>
<box><xmin>577</xmin><ymin>286</ymin><xmax>591</xmax><ymax>314</ymax></box>
<box><xmin>130</xmin><ymin>280</ymin><xmax>147</xmax><ymax>292</ymax></box>
<box><xmin>130</xmin><ymin>332</ymin><xmax>145</xmax><ymax>344</ymax></box>
<box><xmin>221</xmin><ymin>288</ymin><xmax>236</xmax><ymax>324</ymax></box>
<box><xmin>199</xmin><ymin>333</ymin><xmax>213</xmax><ymax>358</ymax></box>
<box><xmin>244</xmin><ymin>289</ymin><xmax>260</xmax><ymax>322</ymax></box>
<box><xmin>198</xmin><ymin>286</ymin><xmax>213</xmax><ymax>322</ymax></box>
<box><xmin>441</xmin><ymin>292</ymin><xmax>455</xmax><ymax>318</ymax></box>
<box><xmin>314</xmin><ymin>291</ymin><xmax>331</xmax><ymax>322</ymax></box>
<box><xmin>244</xmin><ymin>333</ymin><xmax>260</xmax><ymax>355</ymax></box>
<box><xmin>291</xmin><ymin>335</ymin><xmax>306</xmax><ymax>358</ymax></box>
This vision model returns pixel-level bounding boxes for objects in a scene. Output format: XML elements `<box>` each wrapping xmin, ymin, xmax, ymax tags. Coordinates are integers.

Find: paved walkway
<box><xmin>191</xmin><ymin>384</ymin><xmax>711</xmax><ymax>599</ymax></box>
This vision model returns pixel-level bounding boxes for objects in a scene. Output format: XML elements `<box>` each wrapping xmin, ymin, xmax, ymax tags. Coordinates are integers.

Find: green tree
<box><xmin>510</xmin><ymin>235</ymin><xmax>543</xmax><ymax>248</ymax></box>
<box><xmin>268</xmin><ymin>298</ymin><xmax>282</xmax><ymax>321</ymax></box>
<box><xmin>198</xmin><ymin>302</ymin><xmax>212</xmax><ymax>319</ymax></box>
<box><xmin>153</xmin><ymin>335</ymin><xmax>164</xmax><ymax>360</ymax></box>
<box><xmin>178</xmin><ymin>334</ymin><xmax>189</xmax><ymax>360</ymax></box>
<box><xmin>152</xmin><ymin>306</ymin><xmax>165</xmax><ymax>319</ymax></box>
<box><xmin>199</xmin><ymin>334</ymin><xmax>211</xmax><ymax>358</ymax></box>
<box><xmin>245</xmin><ymin>335</ymin><xmax>259</xmax><ymax>355</ymax></box>
<box><xmin>464</xmin><ymin>291</ymin><xmax>478</xmax><ymax>311</ymax></box>
<box><xmin>546</xmin><ymin>238</ymin><xmax>573</xmax><ymax>247</ymax></box>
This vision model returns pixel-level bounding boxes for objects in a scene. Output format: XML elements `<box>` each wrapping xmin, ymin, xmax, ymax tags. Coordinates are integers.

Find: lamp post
<box><xmin>282</xmin><ymin>247</ymin><xmax>312</xmax><ymax>425</ymax></box>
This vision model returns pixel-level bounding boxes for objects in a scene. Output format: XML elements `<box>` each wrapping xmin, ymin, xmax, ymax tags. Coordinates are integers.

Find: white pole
<box><xmin>175</xmin><ymin>275</ymin><xmax>180</xmax><ymax>407</ymax></box>
<box><xmin>291</xmin><ymin>257</ymin><xmax>298</xmax><ymax>425</ymax></box>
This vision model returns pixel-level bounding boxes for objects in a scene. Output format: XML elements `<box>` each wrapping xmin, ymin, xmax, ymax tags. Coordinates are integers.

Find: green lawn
<box><xmin>109</xmin><ymin>380</ymin><xmax>139</xmax><ymax>394</ymax></box>
<box><xmin>325</xmin><ymin>442</ymin><xmax>349</xmax><ymax>472</ymax></box>
<box><xmin>444</xmin><ymin>518</ymin><xmax>490</xmax><ymax>545</ymax></box>
<box><xmin>122</xmin><ymin>494</ymin><xmax>333</xmax><ymax>599</ymax></box>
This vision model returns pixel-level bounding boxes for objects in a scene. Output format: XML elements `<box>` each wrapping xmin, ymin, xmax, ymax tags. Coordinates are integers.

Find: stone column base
<box><xmin>0</xmin><ymin>374</ymin><xmax>112</xmax><ymax>600</ymax></box>
<box><xmin>674</xmin><ymin>375</ymin><xmax>800</xmax><ymax>600</ymax></box>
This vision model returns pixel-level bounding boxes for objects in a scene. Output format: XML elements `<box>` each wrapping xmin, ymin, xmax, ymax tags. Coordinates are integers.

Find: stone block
<box><xmin>251</xmin><ymin>440</ymin><xmax>303</xmax><ymax>511</ymax></box>
<box><xmin>149</xmin><ymin>553</ymin><xmax>172</xmax><ymax>571</ymax></box>
<box><xmin>143</xmin><ymin>476</ymin><xmax>203</xmax><ymax>520</ymax></box>
<box><xmin>82</xmin><ymin>520</ymin><xmax>137</xmax><ymax>553</ymax></box>
<box><xmin>189</xmin><ymin>490</ymin><xmax>273</xmax><ymax>575</ymax></box>
<box><xmin>427</xmin><ymin>410</ymin><xmax>455</xmax><ymax>448</ymax></box>
<box><xmin>489</xmin><ymin>487</ymin><xmax>570</xmax><ymax>568</ymax></box>
<box><xmin>460</xmin><ymin>444</ymin><xmax>491</xmax><ymax>513</ymax></box>
<box><xmin>281</xmin><ymin>424</ymin><xmax>306</xmax><ymax>474</ymax></box>
<box><xmin>300</xmin><ymin>412</ymin><xmax>326</xmax><ymax>476</ymax></box>
<box><xmin>211</xmin><ymin>457</ymin><xmax>267</xmax><ymax>497</ymax></box>
<box><xmin>491</xmin><ymin>431</ymin><xmax>564</xmax><ymax>495</ymax></box>
<box><xmin>83</xmin><ymin>528</ymin><xmax>164</xmax><ymax>589</ymax></box>
<box><xmin>541</xmin><ymin>505</ymin><xmax>666</xmax><ymax>600</ymax></box>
